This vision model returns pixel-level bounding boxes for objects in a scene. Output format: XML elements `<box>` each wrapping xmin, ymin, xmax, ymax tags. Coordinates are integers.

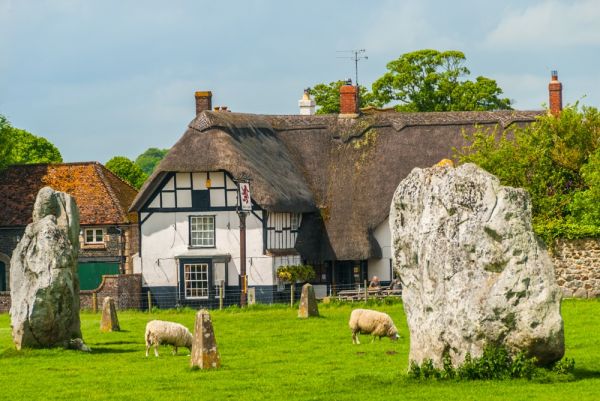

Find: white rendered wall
<box><xmin>367</xmin><ymin>216</ymin><xmax>393</xmax><ymax>282</ymax></box>
<box><xmin>138</xmin><ymin>210</ymin><xmax>275</xmax><ymax>287</ymax></box>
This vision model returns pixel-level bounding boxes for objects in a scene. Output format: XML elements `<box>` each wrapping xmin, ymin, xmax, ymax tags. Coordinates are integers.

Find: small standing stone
<box><xmin>298</xmin><ymin>283</ymin><xmax>319</xmax><ymax>318</ymax></box>
<box><xmin>100</xmin><ymin>297</ymin><xmax>120</xmax><ymax>332</ymax></box>
<box><xmin>190</xmin><ymin>309</ymin><xmax>221</xmax><ymax>369</ymax></box>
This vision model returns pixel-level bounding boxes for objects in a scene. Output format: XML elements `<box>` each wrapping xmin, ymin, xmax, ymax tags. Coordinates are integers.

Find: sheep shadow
<box><xmin>89</xmin><ymin>347</ymin><xmax>138</xmax><ymax>354</ymax></box>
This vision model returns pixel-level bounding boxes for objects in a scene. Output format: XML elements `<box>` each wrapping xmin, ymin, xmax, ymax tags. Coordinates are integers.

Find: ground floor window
<box><xmin>184</xmin><ymin>263</ymin><xmax>209</xmax><ymax>299</ymax></box>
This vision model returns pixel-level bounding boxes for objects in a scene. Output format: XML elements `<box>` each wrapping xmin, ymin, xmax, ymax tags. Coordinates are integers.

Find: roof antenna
<box><xmin>336</xmin><ymin>49</ymin><xmax>368</xmax><ymax>87</ymax></box>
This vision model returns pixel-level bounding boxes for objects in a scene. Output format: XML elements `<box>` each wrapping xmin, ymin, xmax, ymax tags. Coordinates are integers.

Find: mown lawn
<box><xmin>0</xmin><ymin>299</ymin><xmax>599</xmax><ymax>401</ymax></box>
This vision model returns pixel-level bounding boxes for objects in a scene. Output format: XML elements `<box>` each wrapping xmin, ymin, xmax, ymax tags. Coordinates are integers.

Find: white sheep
<box><xmin>144</xmin><ymin>320</ymin><xmax>193</xmax><ymax>357</ymax></box>
<box><xmin>349</xmin><ymin>309</ymin><xmax>400</xmax><ymax>344</ymax></box>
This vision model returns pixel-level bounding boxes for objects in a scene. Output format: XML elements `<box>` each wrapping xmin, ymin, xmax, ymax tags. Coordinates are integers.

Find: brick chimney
<box><xmin>339</xmin><ymin>82</ymin><xmax>359</xmax><ymax>116</ymax></box>
<box><xmin>299</xmin><ymin>88</ymin><xmax>316</xmax><ymax>115</ymax></box>
<box><xmin>548</xmin><ymin>71</ymin><xmax>562</xmax><ymax>116</ymax></box>
<box><xmin>195</xmin><ymin>91</ymin><xmax>212</xmax><ymax>115</ymax></box>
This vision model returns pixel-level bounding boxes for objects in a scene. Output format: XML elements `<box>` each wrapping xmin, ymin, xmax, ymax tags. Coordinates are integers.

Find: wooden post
<box><xmin>290</xmin><ymin>283</ymin><xmax>295</xmax><ymax>307</ymax></box>
<box><xmin>219</xmin><ymin>284</ymin><xmax>224</xmax><ymax>310</ymax></box>
<box><xmin>147</xmin><ymin>290</ymin><xmax>152</xmax><ymax>313</ymax></box>
<box><xmin>364</xmin><ymin>279</ymin><xmax>368</xmax><ymax>301</ymax></box>
<box><xmin>239</xmin><ymin>212</ymin><xmax>247</xmax><ymax>307</ymax></box>
<box><xmin>92</xmin><ymin>292</ymin><xmax>98</xmax><ymax>313</ymax></box>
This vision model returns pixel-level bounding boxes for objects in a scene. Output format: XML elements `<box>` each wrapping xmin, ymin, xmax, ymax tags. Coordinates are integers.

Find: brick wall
<box><xmin>80</xmin><ymin>274</ymin><xmax>142</xmax><ymax>310</ymax></box>
<box><xmin>552</xmin><ymin>238</ymin><xmax>600</xmax><ymax>298</ymax></box>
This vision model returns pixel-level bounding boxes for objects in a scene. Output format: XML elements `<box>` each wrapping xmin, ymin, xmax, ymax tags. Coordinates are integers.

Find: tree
<box><xmin>0</xmin><ymin>115</ymin><xmax>62</xmax><ymax>169</ymax></box>
<box><xmin>456</xmin><ymin>104</ymin><xmax>600</xmax><ymax>243</ymax></box>
<box><xmin>372</xmin><ymin>50</ymin><xmax>512</xmax><ymax>112</ymax></box>
<box><xmin>311</xmin><ymin>81</ymin><xmax>380</xmax><ymax>115</ymax></box>
<box><xmin>276</xmin><ymin>265</ymin><xmax>315</xmax><ymax>306</ymax></box>
<box><xmin>7</xmin><ymin>127</ymin><xmax>62</xmax><ymax>164</ymax></box>
<box><xmin>312</xmin><ymin>50</ymin><xmax>512</xmax><ymax>113</ymax></box>
<box><xmin>106</xmin><ymin>156</ymin><xmax>148</xmax><ymax>189</ymax></box>
<box><xmin>135</xmin><ymin>147</ymin><xmax>169</xmax><ymax>175</ymax></box>
<box><xmin>0</xmin><ymin>115</ymin><xmax>12</xmax><ymax>171</ymax></box>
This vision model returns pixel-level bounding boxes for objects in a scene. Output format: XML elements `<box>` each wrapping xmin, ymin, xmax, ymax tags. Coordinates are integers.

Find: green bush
<box><xmin>552</xmin><ymin>357</ymin><xmax>576</xmax><ymax>375</ymax></box>
<box><xmin>456</xmin><ymin>104</ymin><xmax>600</xmax><ymax>242</ymax></box>
<box><xmin>409</xmin><ymin>346</ymin><xmax>544</xmax><ymax>381</ymax></box>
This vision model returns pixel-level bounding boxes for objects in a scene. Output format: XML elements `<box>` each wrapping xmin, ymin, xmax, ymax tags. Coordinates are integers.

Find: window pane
<box><xmin>190</xmin><ymin>216</ymin><xmax>214</xmax><ymax>247</ymax></box>
<box><xmin>184</xmin><ymin>263</ymin><xmax>209</xmax><ymax>299</ymax></box>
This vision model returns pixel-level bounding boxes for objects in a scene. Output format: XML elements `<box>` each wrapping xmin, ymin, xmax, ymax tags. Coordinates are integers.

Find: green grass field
<box><xmin>0</xmin><ymin>299</ymin><xmax>599</xmax><ymax>401</ymax></box>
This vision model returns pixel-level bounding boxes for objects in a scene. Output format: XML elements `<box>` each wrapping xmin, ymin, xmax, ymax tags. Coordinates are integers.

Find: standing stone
<box><xmin>390</xmin><ymin>163</ymin><xmax>564</xmax><ymax>367</ymax></box>
<box><xmin>100</xmin><ymin>297</ymin><xmax>120</xmax><ymax>332</ymax></box>
<box><xmin>190</xmin><ymin>309</ymin><xmax>221</xmax><ymax>369</ymax></box>
<box><xmin>298</xmin><ymin>283</ymin><xmax>319</xmax><ymax>318</ymax></box>
<box><xmin>10</xmin><ymin>187</ymin><xmax>85</xmax><ymax>350</ymax></box>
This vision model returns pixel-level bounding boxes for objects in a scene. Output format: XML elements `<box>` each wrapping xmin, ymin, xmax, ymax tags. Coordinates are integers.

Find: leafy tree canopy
<box><xmin>0</xmin><ymin>115</ymin><xmax>62</xmax><ymax>170</ymax></box>
<box><xmin>373</xmin><ymin>49</ymin><xmax>512</xmax><ymax>112</ymax></box>
<box><xmin>8</xmin><ymin>127</ymin><xmax>63</xmax><ymax>164</ymax></box>
<box><xmin>312</xmin><ymin>50</ymin><xmax>511</xmax><ymax>113</ymax></box>
<box><xmin>106</xmin><ymin>156</ymin><xmax>148</xmax><ymax>189</ymax></box>
<box><xmin>135</xmin><ymin>147</ymin><xmax>169</xmax><ymax>175</ymax></box>
<box><xmin>456</xmin><ymin>104</ymin><xmax>600</xmax><ymax>243</ymax></box>
<box><xmin>0</xmin><ymin>115</ymin><xmax>12</xmax><ymax>171</ymax></box>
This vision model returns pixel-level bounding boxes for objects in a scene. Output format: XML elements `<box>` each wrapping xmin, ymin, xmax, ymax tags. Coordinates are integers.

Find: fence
<box><xmin>0</xmin><ymin>280</ymin><xmax>402</xmax><ymax>314</ymax></box>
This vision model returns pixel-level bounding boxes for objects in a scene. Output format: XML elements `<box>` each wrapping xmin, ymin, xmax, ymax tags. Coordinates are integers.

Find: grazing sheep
<box><xmin>349</xmin><ymin>309</ymin><xmax>400</xmax><ymax>344</ymax></box>
<box><xmin>145</xmin><ymin>320</ymin><xmax>193</xmax><ymax>357</ymax></box>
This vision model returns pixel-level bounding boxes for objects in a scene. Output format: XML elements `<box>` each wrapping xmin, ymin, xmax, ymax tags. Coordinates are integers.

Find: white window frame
<box><xmin>190</xmin><ymin>215</ymin><xmax>215</xmax><ymax>248</ymax></box>
<box><xmin>184</xmin><ymin>263</ymin><xmax>209</xmax><ymax>299</ymax></box>
<box><xmin>84</xmin><ymin>228</ymin><xmax>105</xmax><ymax>244</ymax></box>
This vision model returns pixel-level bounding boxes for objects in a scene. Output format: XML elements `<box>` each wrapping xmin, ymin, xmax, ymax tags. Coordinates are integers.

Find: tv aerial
<box><xmin>336</xmin><ymin>49</ymin><xmax>368</xmax><ymax>87</ymax></box>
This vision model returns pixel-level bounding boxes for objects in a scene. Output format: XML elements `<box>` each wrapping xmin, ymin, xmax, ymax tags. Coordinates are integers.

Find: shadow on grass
<box><xmin>92</xmin><ymin>340</ymin><xmax>139</xmax><ymax>346</ymax></box>
<box><xmin>89</xmin><ymin>347</ymin><xmax>139</xmax><ymax>354</ymax></box>
<box><xmin>573</xmin><ymin>368</ymin><xmax>600</xmax><ymax>380</ymax></box>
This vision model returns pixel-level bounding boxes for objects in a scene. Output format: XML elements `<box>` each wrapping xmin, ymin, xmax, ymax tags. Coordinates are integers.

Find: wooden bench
<box><xmin>335</xmin><ymin>287</ymin><xmax>402</xmax><ymax>301</ymax></box>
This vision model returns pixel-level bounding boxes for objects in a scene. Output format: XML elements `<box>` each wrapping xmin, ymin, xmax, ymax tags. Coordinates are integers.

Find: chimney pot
<box><xmin>299</xmin><ymin>88</ymin><xmax>316</xmax><ymax>115</ymax></box>
<box><xmin>339</xmin><ymin>84</ymin><xmax>359</xmax><ymax>116</ymax></box>
<box><xmin>548</xmin><ymin>71</ymin><xmax>562</xmax><ymax>116</ymax></box>
<box><xmin>195</xmin><ymin>91</ymin><xmax>212</xmax><ymax>116</ymax></box>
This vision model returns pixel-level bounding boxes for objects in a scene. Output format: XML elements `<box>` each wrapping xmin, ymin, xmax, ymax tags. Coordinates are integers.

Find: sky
<box><xmin>1</xmin><ymin>0</ymin><xmax>599</xmax><ymax>163</ymax></box>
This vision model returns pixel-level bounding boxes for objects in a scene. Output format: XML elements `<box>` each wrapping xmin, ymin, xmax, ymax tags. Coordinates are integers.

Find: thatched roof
<box><xmin>131</xmin><ymin>109</ymin><xmax>542</xmax><ymax>261</ymax></box>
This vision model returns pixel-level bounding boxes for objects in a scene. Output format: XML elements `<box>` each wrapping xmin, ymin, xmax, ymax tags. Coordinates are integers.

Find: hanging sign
<box><xmin>239</xmin><ymin>182</ymin><xmax>252</xmax><ymax>211</ymax></box>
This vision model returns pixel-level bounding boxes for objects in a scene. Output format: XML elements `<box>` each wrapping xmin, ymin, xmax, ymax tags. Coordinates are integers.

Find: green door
<box><xmin>78</xmin><ymin>262</ymin><xmax>119</xmax><ymax>290</ymax></box>
<box><xmin>0</xmin><ymin>261</ymin><xmax>5</xmax><ymax>292</ymax></box>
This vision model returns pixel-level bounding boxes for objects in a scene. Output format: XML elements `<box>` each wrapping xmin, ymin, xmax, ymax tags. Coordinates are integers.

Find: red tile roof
<box><xmin>0</xmin><ymin>162</ymin><xmax>138</xmax><ymax>227</ymax></box>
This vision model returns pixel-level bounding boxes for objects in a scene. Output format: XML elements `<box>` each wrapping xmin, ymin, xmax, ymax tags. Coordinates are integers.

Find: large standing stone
<box><xmin>10</xmin><ymin>186</ymin><xmax>84</xmax><ymax>349</ymax></box>
<box><xmin>190</xmin><ymin>309</ymin><xmax>221</xmax><ymax>369</ymax></box>
<box><xmin>100</xmin><ymin>296</ymin><xmax>120</xmax><ymax>332</ymax></box>
<box><xmin>390</xmin><ymin>163</ymin><xmax>564</xmax><ymax>367</ymax></box>
<box><xmin>298</xmin><ymin>283</ymin><xmax>319</xmax><ymax>318</ymax></box>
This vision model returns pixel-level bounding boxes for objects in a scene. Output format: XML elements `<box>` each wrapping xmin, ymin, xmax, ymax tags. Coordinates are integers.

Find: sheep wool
<box><xmin>145</xmin><ymin>320</ymin><xmax>193</xmax><ymax>357</ymax></box>
<box><xmin>348</xmin><ymin>309</ymin><xmax>399</xmax><ymax>344</ymax></box>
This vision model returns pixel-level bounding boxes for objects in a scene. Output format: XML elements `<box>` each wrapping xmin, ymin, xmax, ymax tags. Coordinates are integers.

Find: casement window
<box><xmin>183</xmin><ymin>263</ymin><xmax>209</xmax><ymax>299</ymax></box>
<box><xmin>190</xmin><ymin>215</ymin><xmax>215</xmax><ymax>247</ymax></box>
<box><xmin>84</xmin><ymin>228</ymin><xmax>104</xmax><ymax>244</ymax></box>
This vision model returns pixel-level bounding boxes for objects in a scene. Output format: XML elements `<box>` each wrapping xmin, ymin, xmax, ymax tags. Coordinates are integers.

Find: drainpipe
<box><xmin>116</xmin><ymin>227</ymin><xmax>124</xmax><ymax>274</ymax></box>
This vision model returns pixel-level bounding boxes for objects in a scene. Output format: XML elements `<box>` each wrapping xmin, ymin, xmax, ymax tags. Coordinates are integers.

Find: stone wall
<box><xmin>552</xmin><ymin>238</ymin><xmax>600</xmax><ymax>298</ymax></box>
<box><xmin>0</xmin><ymin>228</ymin><xmax>24</xmax><ymax>259</ymax></box>
<box><xmin>0</xmin><ymin>274</ymin><xmax>142</xmax><ymax>313</ymax></box>
<box><xmin>0</xmin><ymin>291</ymin><xmax>10</xmax><ymax>313</ymax></box>
<box><xmin>80</xmin><ymin>274</ymin><xmax>142</xmax><ymax>310</ymax></box>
